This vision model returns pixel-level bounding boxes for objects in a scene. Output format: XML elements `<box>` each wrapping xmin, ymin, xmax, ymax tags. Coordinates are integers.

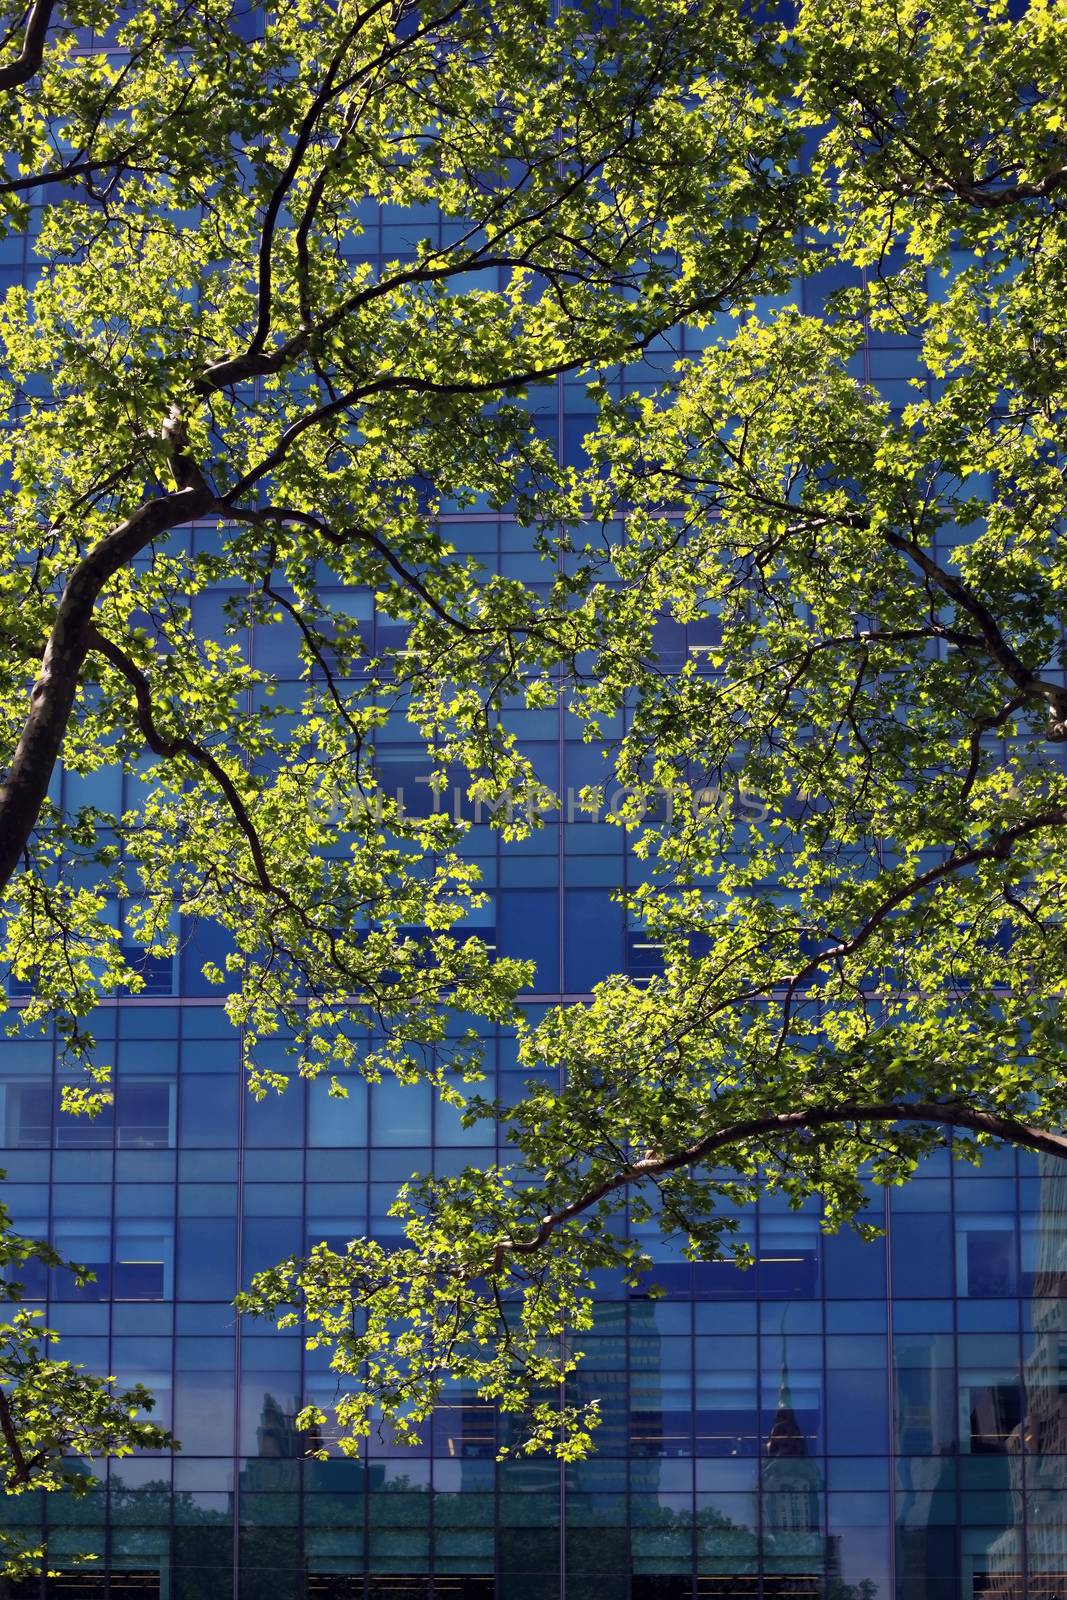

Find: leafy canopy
<box><xmin>0</xmin><ymin>0</ymin><xmax>1066</xmax><ymax>1464</ymax></box>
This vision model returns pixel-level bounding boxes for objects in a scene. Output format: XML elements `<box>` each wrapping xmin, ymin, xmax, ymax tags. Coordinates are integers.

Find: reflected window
<box><xmin>365</xmin><ymin>1583</ymin><xmax>431</xmax><ymax>1600</ymax></box>
<box><xmin>759</xmin><ymin>1214</ymin><xmax>820</xmax><ymax>1298</ymax></box>
<box><xmin>1</xmin><ymin>1080</ymin><xmax>51</xmax><ymax>1147</ymax></box>
<box><xmin>629</xmin><ymin>1408</ymin><xmax>693</xmax><ymax>1457</ymax></box>
<box><xmin>52</xmin><ymin>1220</ymin><xmax>173</xmax><ymax>1301</ymax></box>
<box><xmin>114</xmin><ymin>1220</ymin><xmax>173</xmax><ymax>1299</ymax></box>
<box><xmin>967</xmin><ymin>1383</ymin><xmax>1022</xmax><ymax>1453</ymax></box>
<box><xmin>308</xmin><ymin>1075</ymin><xmax>367</xmax><ymax>1147</ymax></box>
<box><xmin>432</xmin><ymin>1399</ymin><xmax>497</xmax><ymax>1459</ymax></box>
<box><xmin>894</xmin><ymin>1334</ymin><xmax>956</xmax><ymax>1455</ymax></box>
<box><xmin>116</xmin><ymin>1080</ymin><xmax>175</xmax><ymax>1148</ymax></box>
<box><xmin>53</xmin><ymin>1219</ymin><xmax>110</xmax><ymax>1299</ymax></box>
<box><xmin>626</xmin><ymin>923</ymin><xmax>665</xmax><ymax>982</ymax></box>
<box><xmin>55</xmin><ymin>1088</ymin><xmax>114</xmax><ymax>1148</ymax></box>
<box><xmin>958</xmin><ymin>1225</ymin><xmax>1017</xmax><ymax>1297</ymax></box>
<box><xmin>696</xmin><ymin>1372</ymin><xmax>759</xmax><ymax>1458</ymax></box>
<box><xmin>43</xmin><ymin>1578</ymin><xmax>113</xmax><ymax>1598</ymax></box>
<box><xmin>119</xmin><ymin>943</ymin><xmax>175</xmax><ymax>996</ymax></box>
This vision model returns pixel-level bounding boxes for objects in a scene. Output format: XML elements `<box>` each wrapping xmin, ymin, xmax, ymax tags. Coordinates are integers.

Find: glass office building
<box><xmin>3</xmin><ymin>34</ymin><xmax>1067</xmax><ymax>1600</ymax></box>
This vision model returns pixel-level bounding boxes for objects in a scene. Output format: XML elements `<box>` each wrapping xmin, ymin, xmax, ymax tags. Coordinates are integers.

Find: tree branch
<box><xmin>828</xmin><ymin>76</ymin><xmax>1067</xmax><ymax>210</ymax></box>
<box><xmin>85</xmin><ymin>625</ymin><xmax>275</xmax><ymax>896</ymax></box>
<box><xmin>883</xmin><ymin>527</ymin><xmax>1067</xmax><ymax>736</ymax></box>
<box><xmin>0</xmin><ymin>484</ymin><xmax>213</xmax><ymax>896</ymax></box>
<box><xmin>487</xmin><ymin>1100</ymin><xmax>1067</xmax><ymax>1273</ymax></box>
<box><xmin>0</xmin><ymin>1383</ymin><xmax>31</xmax><ymax>1489</ymax></box>
<box><xmin>243</xmin><ymin>1</ymin><xmax>397</xmax><ymax>363</ymax></box>
<box><xmin>767</xmin><ymin>802</ymin><xmax>1067</xmax><ymax>1056</ymax></box>
<box><xmin>227</xmin><ymin>502</ymin><xmax>481</xmax><ymax>636</ymax></box>
<box><xmin>728</xmin><ymin>488</ymin><xmax>1067</xmax><ymax>737</ymax></box>
<box><xmin>0</xmin><ymin>0</ymin><xmax>53</xmax><ymax>91</ymax></box>
<box><xmin>85</xmin><ymin>625</ymin><xmax>384</xmax><ymax>996</ymax></box>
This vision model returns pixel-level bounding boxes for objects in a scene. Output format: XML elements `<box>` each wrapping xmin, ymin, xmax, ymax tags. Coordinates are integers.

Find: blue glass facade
<box><xmin>2</xmin><ymin>41</ymin><xmax>1066</xmax><ymax>1600</ymax></box>
<box><xmin>6</xmin><ymin>997</ymin><xmax>1067</xmax><ymax>1596</ymax></box>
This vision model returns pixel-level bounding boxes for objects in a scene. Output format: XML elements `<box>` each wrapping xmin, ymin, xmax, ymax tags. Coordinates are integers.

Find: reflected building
<box><xmin>984</xmin><ymin>1155</ymin><xmax>1067</xmax><ymax>1600</ymax></box>
<box><xmin>761</xmin><ymin>1360</ymin><xmax>842</xmax><ymax>1600</ymax></box>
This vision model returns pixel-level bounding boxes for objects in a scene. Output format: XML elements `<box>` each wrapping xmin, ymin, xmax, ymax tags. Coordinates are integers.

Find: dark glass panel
<box><xmin>176</xmin><ymin>1216</ymin><xmax>238</xmax><ymax>1300</ymax></box>
<box><xmin>116</xmin><ymin>1080</ymin><xmax>175</xmax><ymax>1148</ymax></box>
<box><xmin>891</xmin><ymin>1214</ymin><xmax>954</xmax><ymax>1298</ymax></box>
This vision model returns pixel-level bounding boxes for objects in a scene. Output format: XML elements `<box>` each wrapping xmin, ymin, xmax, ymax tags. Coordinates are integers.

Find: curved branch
<box><xmin>0</xmin><ymin>0</ymin><xmax>53</xmax><ymax>91</ymax></box>
<box><xmin>730</xmin><ymin>489</ymin><xmax>1067</xmax><ymax>736</ymax></box>
<box><xmin>0</xmin><ymin>1384</ymin><xmax>30</xmax><ymax>1488</ymax></box>
<box><xmin>0</xmin><ymin>484</ymin><xmax>213</xmax><ymax>896</ymax></box>
<box><xmin>260</xmin><ymin>578</ymin><xmax>369</xmax><ymax>762</ymax></box>
<box><xmin>488</xmin><ymin>1100</ymin><xmax>1067</xmax><ymax>1273</ymax></box>
<box><xmin>883</xmin><ymin>527</ymin><xmax>1067</xmax><ymax>735</ymax></box>
<box><xmin>243</xmin><ymin>4</ymin><xmax>391</xmax><ymax>362</ymax></box>
<box><xmin>218</xmin><ymin>233</ymin><xmax>772</xmax><ymax>508</ymax></box>
<box><xmin>200</xmin><ymin>210</ymin><xmax>771</xmax><ymax>400</ymax></box>
<box><xmin>228</xmin><ymin>502</ymin><xmax>480</xmax><ymax>635</ymax></box>
<box><xmin>85</xmin><ymin>626</ymin><xmax>275</xmax><ymax>895</ymax></box>
<box><xmin>220</xmin><ymin>0</ymin><xmax>469</xmax><ymax>379</ymax></box>
<box><xmin>828</xmin><ymin>77</ymin><xmax>1067</xmax><ymax>210</ymax></box>
<box><xmin>85</xmin><ymin>627</ymin><xmax>379</xmax><ymax>993</ymax></box>
<box><xmin>630</xmin><ymin>794</ymin><xmax>1067</xmax><ymax>1076</ymax></box>
<box><xmin>767</xmin><ymin>800</ymin><xmax>1067</xmax><ymax>1051</ymax></box>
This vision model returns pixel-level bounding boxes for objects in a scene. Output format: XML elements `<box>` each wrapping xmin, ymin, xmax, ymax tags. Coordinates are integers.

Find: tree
<box><xmin>1</xmin><ymin>0</ymin><xmax>1067</xmax><ymax>1471</ymax></box>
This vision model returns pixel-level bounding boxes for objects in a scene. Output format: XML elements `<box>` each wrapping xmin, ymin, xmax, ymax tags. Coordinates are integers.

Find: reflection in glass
<box><xmin>984</xmin><ymin>1156</ymin><xmax>1067</xmax><ymax>1598</ymax></box>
